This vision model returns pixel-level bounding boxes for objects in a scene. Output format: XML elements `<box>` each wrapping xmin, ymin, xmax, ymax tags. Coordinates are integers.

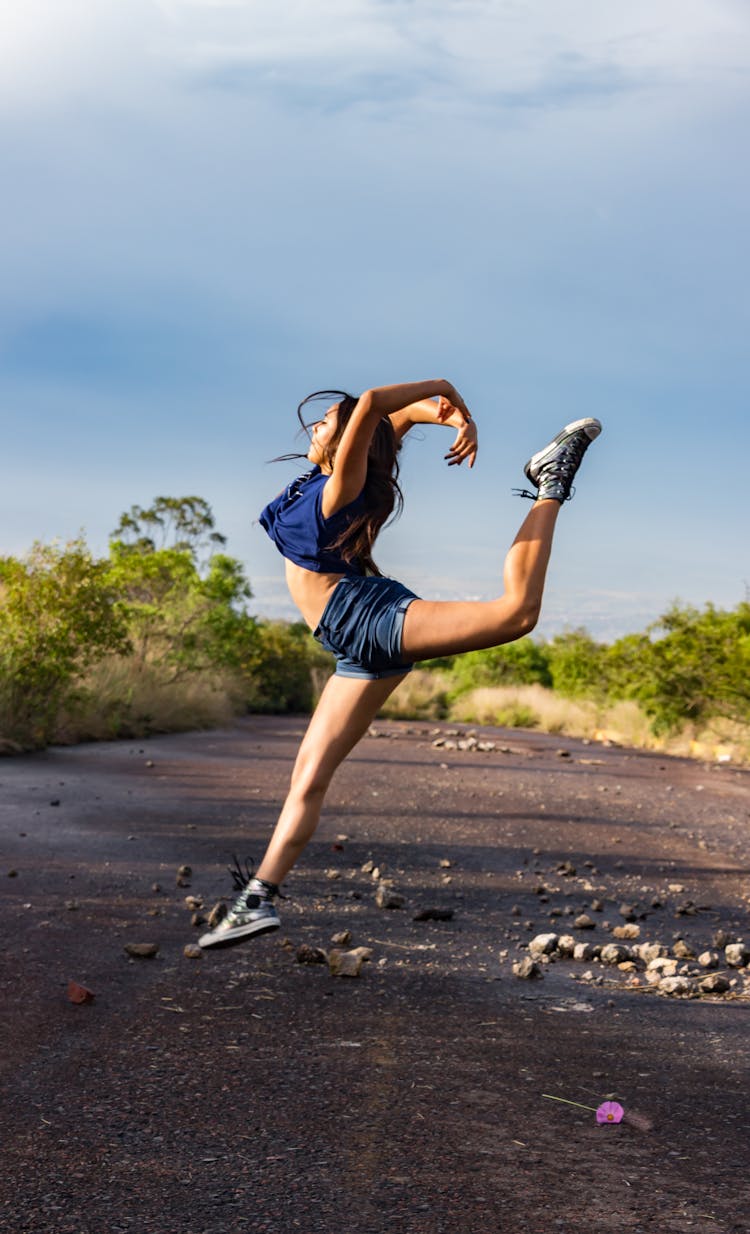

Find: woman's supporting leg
<box><xmin>256</xmin><ymin>671</ymin><xmax>408</xmax><ymax>887</ymax></box>
<box><xmin>401</xmin><ymin>498</ymin><xmax>560</xmax><ymax>662</ymax></box>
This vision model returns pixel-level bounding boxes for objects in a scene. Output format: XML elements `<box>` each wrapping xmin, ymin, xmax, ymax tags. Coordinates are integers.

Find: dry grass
<box><xmin>380</xmin><ymin>670</ymin><xmax>449</xmax><ymax>720</ymax></box>
<box><xmin>56</xmin><ymin>657</ymin><xmax>238</xmax><ymax>743</ymax></box>
<box><xmin>383</xmin><ymin>676</ymin><xmax>750</xmax><ymax>764</ymax></box>
<box><xmin>11</xmin><ymin>653</ymin><xmax>749</xmax><ymax>766</ymax></box>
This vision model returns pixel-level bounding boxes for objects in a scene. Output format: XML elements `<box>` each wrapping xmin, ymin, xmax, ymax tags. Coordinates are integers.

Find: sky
<box><xmin>1</xmin><ymin>0</ymin><xmax>748</xmax><ymax>640</ymax></box>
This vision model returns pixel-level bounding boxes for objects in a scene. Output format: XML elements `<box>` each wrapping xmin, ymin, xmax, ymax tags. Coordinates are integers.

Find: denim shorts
<box><xmin>314</xmin><ymin>576</ymin><xmax>419</xmax><ymax>679</ymax></box>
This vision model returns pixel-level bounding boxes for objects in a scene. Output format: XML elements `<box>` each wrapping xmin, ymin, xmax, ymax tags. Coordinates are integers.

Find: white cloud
<box><xmin>1</xmin><ymin>0</ymin><xmax>747</xmax><ymax>114</ymax></box>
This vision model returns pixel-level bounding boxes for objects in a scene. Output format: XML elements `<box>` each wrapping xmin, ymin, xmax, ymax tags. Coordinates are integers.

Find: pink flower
<box><xmin>596</xmin><ymin>1101</ymin><xmax>624</xmax><ymax>1125</ymax></box>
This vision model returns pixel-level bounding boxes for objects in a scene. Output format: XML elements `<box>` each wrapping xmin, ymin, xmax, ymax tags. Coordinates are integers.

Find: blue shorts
<box><xmin>314</xmin><ymin>576</ymin><xmax>419</xmax><ymax>679</ymax></box>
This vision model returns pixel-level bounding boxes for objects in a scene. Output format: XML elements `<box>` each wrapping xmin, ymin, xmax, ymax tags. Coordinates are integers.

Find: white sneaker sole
<box><xmin>198</xmin><ymin>916</ymin><xmax>280</xmax><ymax>950</ymax></box>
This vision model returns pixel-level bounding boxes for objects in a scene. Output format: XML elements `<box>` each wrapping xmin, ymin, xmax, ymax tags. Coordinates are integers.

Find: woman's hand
<box><xmin>445</xmin><ymin>415</ymin><xmax>478</xmax><ymax>468</ymax></box>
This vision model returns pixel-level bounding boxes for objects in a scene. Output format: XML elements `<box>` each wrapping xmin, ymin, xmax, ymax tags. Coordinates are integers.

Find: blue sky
<box><xmin>1</xmin><ymin>0</ymin><xmax>748</xmax><ymax>639</ymax></box>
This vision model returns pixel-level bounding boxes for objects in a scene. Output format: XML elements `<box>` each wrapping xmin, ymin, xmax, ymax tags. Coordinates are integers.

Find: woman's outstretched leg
<box><xmin>198</xmin><ymin>672</ymin><xmax>406</xmax><ymax>949</ymax></box>
<box><xmin>401</xmin><ymin>415</ymin><xmax>601</xmax><ymax>661</ymax></box>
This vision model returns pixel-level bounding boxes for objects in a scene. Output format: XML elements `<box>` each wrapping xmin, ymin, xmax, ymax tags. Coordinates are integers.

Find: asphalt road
<box><xmin>2</xmin><ymin>718</ymin><xmax>750</xmax><ymax>1234</ymax></box>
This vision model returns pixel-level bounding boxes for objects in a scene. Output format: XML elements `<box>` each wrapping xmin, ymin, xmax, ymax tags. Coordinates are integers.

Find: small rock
<box><xmin>698</xmin><ymin>950</ymin><xmax>719</xmax><ymax>969</ymax></box>
<box><xmin>184</xmin><ymin>895</ymin><xmax>203</xmax><ymax>911</ymax></box>
<box><xmin>124</xmin><ymin>943</ymin><xmax>159</xmax><ymax>958</ymax></box>
<box><xmin>618</xmin><ymin>903</ymin><xmax>637</xmax><ymax>921</ymax></box>
<box><xmin>590</xmin><ymin>899</ymin><xmax>604</xmax><ymax>912</ymax></box>
<box><xmin>600</xmin><ymin>943</ymin><xmax>634</xmax><ymax>965</ymax></box>
<box><xmin>612</xmin><ymin>923</ymin><xmax>640</xmax><ymax>940</ymax></box>
<box><xmin>439</xmin><ymin>859</ymin><xmax>453</xmax><ymax>869</ymax></box>
<box><xmin>675</xmin><ymin>901</ymin><xmax>698</xmax><ymax>917</ymax></box>
<box><xmin>360</xmin><ymin>860</ymin><xmax>375</xmax><ymax>874</ymax></box>
<box><xmin>647</xmin><ymin>957</ymin><xmax>678</xmax><ymax>975</ymax></box>
<box><xmin>668</xmin><ymin>883</ymin><xmax>686</xmax><ymax>894</ymax></box>
<box><xmin>634</xmin><ymin>942</ymin><xmax>668</xmax><ymax>963</ymax></box>
<box><xmin>511</xmin><ymin>905</ymin><xmax>522</xmax><ymax>916</ymax></box>
<box><xmin>296</xmin><ymin>945</ymin><xmax>328</xmax><ymax>965</ymax></box>
<box><xmin>328</xmin><ymin>949</ymin><xmax>364</xmax><ymax>978</ymax></box>
<box><xmin>556</xmin><ymin>934</ymin><xmax>576</xmax><ymax>957</ymax></box>
<box><xmin>699</xmin><ymin>973</ymin><xmax>730</xmax><ymax>995</ymax></box>
<box><xmin>512</xmin><ymin>957</ymin><xmax>543</xmax><ymax>980</ymax></box>
<box><xmin>325</xmin><ymin>868</ymin><xmax>341</xmax><ymax>880</ymax></box>
<box><xmin>375</xmin><ymin>884</ymin><xmax>405</xmax><ymax>910</ymax></box>
<box><xmin>713</xmin><ymin>929</ymin><xmax>731</xmax><ymax>950</ymax></box>
<box><xmin>67</xmin><ymin>980</ymin><xmax>94</xmax><ymax>1004</ymax></box>
<box><xmin>672</xmin><ymin>940</ymin><xmax>695</xmax><ymax>959</ymax></box>
<box><xmin>574</xmin><ymin>914</ymin><xmax>596</xmax><ymax>930</ymax></box>
<box><xmin>152</xmin><ymin>883</ymin><xmax>162</xmax><ymax>893</ymax></box>
<box><xmin>573</xmin><ymin>942</ymin><xmax>597</xmax><ymax>962</ymax></box>
<box><xmin>658</xmin><ymin>976</ymin><xmax>696</xmax><ymax>996</ymax></box>
<box><xmin>331</xmin><ymin>930</ymin><xmax>351</xmax><ymax>946</ymax></box>
<box><xmin>556</xmin><ymin>860</ymin><xmax>576</xmax><ymax>877</ymax></box>
<box><xmin>725</xmin><ymin>942</ymin><xmax>750</xmax><ymax>968</ymax></box>
<box><xmin>207</xmin><ymin>902</ymin><xmax>226</xmax><ymax>929</ymax></box>
<box><xmin>528</xmin><ymin>932</ymin><xmax>559</xmax><ymax>957</ymax></box>
<box><xmin>65</xmin><ymin>900</ymin><xmax>79</xmax><ymax>911</ymax></box>
<box><xmin>190</xmin><ymin>912</ymin><xmax>207</xmax><ymax>927</ymax></box>
<box><xmin>183</xmin><ymin>944</ymin><xmax>202</xmax><ymax>959</ymax></box>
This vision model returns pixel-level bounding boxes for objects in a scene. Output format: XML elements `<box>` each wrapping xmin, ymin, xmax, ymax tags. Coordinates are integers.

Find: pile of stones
<box><xmin>513</xmin><ymin>931</ymin><xmax>750</xmax><ymax>997</ymax></box>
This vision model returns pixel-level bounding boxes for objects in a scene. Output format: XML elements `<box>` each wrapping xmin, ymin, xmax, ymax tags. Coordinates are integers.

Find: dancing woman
<box><xmin>199</xmin><ymin>380</ymin><xmax>600</xmax><ymax>949</ymax></box>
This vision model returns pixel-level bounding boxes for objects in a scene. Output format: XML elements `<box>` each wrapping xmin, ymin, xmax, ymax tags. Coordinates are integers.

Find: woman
<box><xmin>199</xmin><ymin>379</ymin><xmax>600</xmax><ymax>949</ymax></box>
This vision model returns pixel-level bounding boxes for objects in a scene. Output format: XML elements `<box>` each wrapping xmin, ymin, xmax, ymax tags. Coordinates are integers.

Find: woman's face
<box><xmin>307</xmin><ymin>404</ymin><xmax>339</xmax><ymax>469</ymax></box>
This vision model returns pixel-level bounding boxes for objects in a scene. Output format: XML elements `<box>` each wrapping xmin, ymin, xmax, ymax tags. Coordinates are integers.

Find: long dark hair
<box><xmin>294</xmin><ymin>390</ymin><xmax>403</xmax><ymax>577</ymax></box>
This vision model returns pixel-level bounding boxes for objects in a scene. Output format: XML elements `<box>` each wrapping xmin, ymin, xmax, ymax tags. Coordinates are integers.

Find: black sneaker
<box><xmin>198</xmin><ymin>858</ymin><xmax>281</xmax><ymax>950</ymax></box>
<box><xmin>517</xmin><ymin>418</ymin><xmax>602</xmax><ymax>503</ymax></box>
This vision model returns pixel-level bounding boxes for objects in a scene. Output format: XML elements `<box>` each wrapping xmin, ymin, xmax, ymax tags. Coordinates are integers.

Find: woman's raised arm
<box><xmin>324</xmin><ymin>380</ymin><xmax>473</xmax><ymax>514</ymax></box>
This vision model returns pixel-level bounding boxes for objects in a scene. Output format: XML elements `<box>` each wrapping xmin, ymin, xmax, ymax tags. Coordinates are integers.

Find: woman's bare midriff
<box><xmin>284</xmin><ymin>560</ymin><xmax>344</xmax><ymax>631</ymax></box>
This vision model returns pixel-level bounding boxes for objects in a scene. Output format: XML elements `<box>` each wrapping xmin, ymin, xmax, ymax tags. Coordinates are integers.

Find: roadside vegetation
<box><xmin>1</xmin><ymin>497</ymin><xmax>748</xmax><ymax>762</ymax></box>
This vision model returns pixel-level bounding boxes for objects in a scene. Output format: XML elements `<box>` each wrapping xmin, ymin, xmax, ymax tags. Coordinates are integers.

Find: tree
<box><xmin>111</xmin><ymin>496</ymin><xmax>227</xmax><ymax>560</ymax></box>
<box><xmin>107</xmin><ymin>497</ymin><xmax>255</xmax><ymax>683</ymax></box>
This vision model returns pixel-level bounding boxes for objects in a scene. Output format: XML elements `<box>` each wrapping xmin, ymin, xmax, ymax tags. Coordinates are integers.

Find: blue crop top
<box><xmin>259</xmin><ymin>466</ymin><xmax>366</xmax><ymax>576</ymax></box>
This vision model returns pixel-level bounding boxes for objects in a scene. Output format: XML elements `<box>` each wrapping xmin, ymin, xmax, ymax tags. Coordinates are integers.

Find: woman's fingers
<box><xmin>445</xmin><ymin>421</ymin><xmax>478</xmax><ymax>467</ymax></box>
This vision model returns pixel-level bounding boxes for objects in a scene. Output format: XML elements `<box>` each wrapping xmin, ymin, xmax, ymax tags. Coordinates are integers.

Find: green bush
<box><xmin>546</xmin><ymin>628</ymin><xmax>610</xmax><ymax>699</ymax></box>
<box><xmin>239</xmin><ymin>620</ymin><xmax>333</xmax><ymax>713</ymax></box>
<box><xmin>617</xmin><ymin>603</ymin><xmax>750</xmax><ymax>734</ymax></box>
<box><xmin>436</xmin><ymin>639</ymin><xmax>552</xmax><ymax>698</ymax></box>
<box><xmin>0</xmin><ymin>540</ymin><xmax>129</xmax><ymax>747</ymax></box>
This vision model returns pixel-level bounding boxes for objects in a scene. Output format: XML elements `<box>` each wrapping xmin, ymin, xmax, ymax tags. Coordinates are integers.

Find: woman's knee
<box><xmin>290</xmin><ymin>756</ymin><xmax>333</xmax><ymax>802</ymax></box>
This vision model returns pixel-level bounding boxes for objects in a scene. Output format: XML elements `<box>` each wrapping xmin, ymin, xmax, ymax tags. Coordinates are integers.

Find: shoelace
<box><xmin>227</xmin><ymin>854</ymin><xmax>288</xmax><ymax>900</ymax></box>
<box><xmin>512</xmin><ymin>485</ymin><xmax>576</xmax><ymax>502</ymax></box>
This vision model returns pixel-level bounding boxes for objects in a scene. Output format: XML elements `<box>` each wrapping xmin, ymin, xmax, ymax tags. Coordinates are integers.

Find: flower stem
<box><xmin>541</xmin><ymin>1094</ymin><xmax>597</xmax><ymax>1113</ymax></box>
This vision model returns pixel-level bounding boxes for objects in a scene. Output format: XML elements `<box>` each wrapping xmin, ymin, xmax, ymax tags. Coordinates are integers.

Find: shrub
<box><xmin>0</xmin><ymin>540</ymin><xmax>129</xmax><ymax>747</ymax></box>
